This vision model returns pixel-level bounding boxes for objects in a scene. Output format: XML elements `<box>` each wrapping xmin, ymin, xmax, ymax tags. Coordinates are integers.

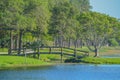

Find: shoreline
<box><xmin>1</xmin><ymin>63</ymin><xmax>120</xmax><ymax>70</ymax></box>
<box><xmin>1</xmin><ymin>59</ymin><xmax>120</xmax><ymax>70</ymax></box>
<box><xmin>0</xmin><ymin>63</ymin><xmax>54</xmax><ymax>70</ymax></box>
<box><xmin>0</xmin><ymin>48</ymin><xmax>120</xmax><ymax>70</ymax></box>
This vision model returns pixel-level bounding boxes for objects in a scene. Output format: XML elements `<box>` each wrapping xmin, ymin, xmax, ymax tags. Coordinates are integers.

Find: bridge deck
<box><xmin>13</xmin><ymin>47</ymin><xmax>89</xmax><ymax>59</ymax></box>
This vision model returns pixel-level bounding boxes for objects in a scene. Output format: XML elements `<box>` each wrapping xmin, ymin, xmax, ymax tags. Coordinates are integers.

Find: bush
<box><xmin>109</xmin><ymin>38</ymin><xmax>119</xmax><ymax>46</ymax></box>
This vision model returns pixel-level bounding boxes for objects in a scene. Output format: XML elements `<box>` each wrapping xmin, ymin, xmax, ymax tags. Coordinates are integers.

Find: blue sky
<box><xmin>90</xmin><ymin>0</ymin><xmax>120</xmax><ymax>19</ymax></box>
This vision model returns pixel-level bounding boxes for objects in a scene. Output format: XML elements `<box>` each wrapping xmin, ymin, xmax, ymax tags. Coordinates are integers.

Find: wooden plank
<box><xmin>63</xmin><ymin>47</ymin><xmax>89</xmax><ymax>53</ymax></box>
<box><xmin>15</xmin><ymin>46</ymin><xmax>89</xmax><ymax>59</ymax></box>
<box><xmin>61</xmin><ymin>47</ymin><xmax>63</xmax><ymax>63</ymax></box>
<box><xmin>40</xmin><ymin>46</ymin><xmax>61</xmax><ymax>48</ymax></box>
<box><xmin>40</xmin><ymin>52</ymin><xmax>61</xmax><ymax>54</ymax></box>
<box><xmin>24</xmin><ymin>51</ymin><xmax>61</xmax><ymax>54</ymax></box>
<box><xmin>63</xmin><ymin>53</ymin><xmax>75</xmax><ymax>56</ymax></box>
<box><xmin>26</xmin><ymin>51</ymin><xmax>35</xmax><ymax>54</ymax></box>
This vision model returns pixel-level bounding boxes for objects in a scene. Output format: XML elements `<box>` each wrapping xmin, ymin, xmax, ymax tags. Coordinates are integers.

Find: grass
<box><xmin>0</xmin><ymin>46</ymin><xmax>120</xmax><ymax>69</ymax></box>
<box><xmin>64</xmin><ymin>46</ymin><xmax>120</xmax><ymax>64</ymax></box>
<box><xmin>77</xmin><ymin>46</ymin><xmax>120</xmax><ymax>56</ymax></box>
<box><xmin>37</xmin><ymin>54</ymin><xmax>62</xmax><ymax>62</ymax></box>
<box><xmin>65</xmin><ymin>57</ymin><xmax>120</xmax><ymax>64</ymax></box>
<box><xmin>0</xmin><ymin>48</ymin><xmax>8</xmax><ymax>52</ymax></box>
<box><xmin>80</xmin><ymin>57</ymin><xmax>120</xmax><ymax>64</ymax></box>
<box><xmin>0</xmin><ymin>55</ymin><xmax>50</xmax><ymax>69</ymax></box>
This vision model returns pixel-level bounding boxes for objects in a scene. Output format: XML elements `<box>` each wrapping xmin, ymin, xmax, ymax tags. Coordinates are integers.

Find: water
<box><xmin>0</xmin><ymin>64</ymin><xmax>120</xmax><ymax>80</ymax></box>
<box><xmin>102</xmin><ymin>54</ymin><xmax>120</xmax><ymax>58</ymax></box>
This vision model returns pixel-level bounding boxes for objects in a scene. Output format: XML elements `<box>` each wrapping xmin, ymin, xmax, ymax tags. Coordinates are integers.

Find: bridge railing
<box><xmin>11</xmin><ymin>46</ymin><xmax>89</xmax><ymax>56</ymax></box>
<box><xmin>11</xmin><ymin>46</ymin><xmax>89</xmax><ymax>62</ymax></box>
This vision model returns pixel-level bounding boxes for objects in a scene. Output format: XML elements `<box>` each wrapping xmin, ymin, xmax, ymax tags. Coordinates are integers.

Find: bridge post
<box><xmin>74</xmin><ymin>48</ymin><xmax>77</xmax><ymax>59</ymax></box>
<box><xmin>38</xmin><ymin>47</ymin><xmax>40</xmax><ymax>59</ymax></box>
<box><xmin>60</xmin><ymin>47</ymin><xmax>63</xmax><ymax>63</ymax></box>
<box><xmin>49</xmin><ymin>47</ymin><xmax>51</xmax><ymax>54</ymax></box>
<box><xmin>23</xmin><ymin>47</ymin><xmax>27</xmax><ymax>64</ymax></box>
<box><xmin>18</xmin><ymin>30</ymin><xmax>23</xmax><ymax>55</ymax></box>
<box><xmin>8</xmin><ymin>30</ymin><xmax>13</xmax><ymax>55</ymax></box>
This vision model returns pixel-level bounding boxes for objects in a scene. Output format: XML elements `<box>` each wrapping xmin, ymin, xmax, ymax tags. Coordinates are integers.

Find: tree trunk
<box><xmin>18</xmin><ymin>30</ymin><xmax>22</xmax><ymax>55</ymax></box>
<box><xmin>80</xmin><ymin>39</ymin><xmax>83</xmax><ymax>48</ymax></box>
<box><xmin>94</xmin><ymin>48</ymin><xmax>99</xmax><ymax>57</ymax></box>
<box><xmin>68</xmin><ymin>38</ymin><xmax>71</xmax><ymax>48</ymax></box>
<box><xmin>59</xmin><ymin>36</ymin><xmax>63</xmax><ymax>47</ymax></box>
<box><xmin>58</xmin><ymin>37</ymin><xmax>61</xmax><ymax>47</ymax></box>
<box><xmin>74</xmin><ymin>39</ymin><xmax>77</xmax><ymax>48</ymax></box>
<box><xmin>53</xmin><ymin>37</ymin><xmax>56</xmax><ymax>46</ymax></box>
<box><xmin>8</xmin><ymin>30</ymin><xmax>12</xmax><ymax>55</ymax></box>
<box><xmin>14</xmin><ymin>34</ymin><xmax>18</xmax><ymax>50</ymax></box>
<box><xmin>77</xmin><ymin>39</ymin><xmax>79</xmax><ymax>48</ymax></box>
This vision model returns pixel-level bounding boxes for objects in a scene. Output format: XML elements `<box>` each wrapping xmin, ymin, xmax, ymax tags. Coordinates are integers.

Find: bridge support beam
<box><xmin>60</xmin><ymin>47</ymin><xmax>63</xmax><ymax>63</ymax></box>
<box><xmin>38</xmin><ymin>47</ymin><xmax>40</xmax><ymax>59</ymax></box>
<box><xmin>74</xmin><ymin>48</ymin><xmax>77</xmax><ymax>59</ymax></box>
<box><xmin>18</xmin><ymin>30</ymin><xmax>23</xmax><ymax>55</ymax></box>
<box><xmin>8</xmin><ymin>30</ymin><xmax>13</xmax><ymax>55</ymax></box>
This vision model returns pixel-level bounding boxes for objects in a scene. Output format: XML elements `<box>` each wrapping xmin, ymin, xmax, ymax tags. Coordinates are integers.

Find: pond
<box><xmin>0</xmin><ymin>64</ymin><xmax>120</xmax><ymax>80</ymax></box>
<box><xmin>102</xmin><ymin>54</ymin><xmax>120</xmax><ymax>58</ymax></box>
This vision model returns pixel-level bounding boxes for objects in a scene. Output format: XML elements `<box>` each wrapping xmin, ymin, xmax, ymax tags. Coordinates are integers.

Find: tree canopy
<box><xmin>0</xmin><ymin>0</ymin><xmax>120</xmax><ymax>57</ymax></box>
<box><xmin>78</xmin><ymin>12</ymin><xmax>120</xmax><ymax>57</ymax></box>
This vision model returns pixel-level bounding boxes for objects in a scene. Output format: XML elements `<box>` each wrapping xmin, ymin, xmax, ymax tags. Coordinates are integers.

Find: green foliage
<box><xmin>70</xmin><ymin>0</ymin><xmax>91</xmax><ymax>12</ymax></box>
<box><xmin>49</xmin><ymin>1</ymin><xmax>81</xmax><ymax>47</ymax></box>
<box><xmin>109</xmin><ymin>38</ymin><xmax>119</xmax><ymax>46</ymax></box>
<box><xmin>77</xmin><ymin>11</ymin><xmax>120</xmax><ymax>57</ymax></box>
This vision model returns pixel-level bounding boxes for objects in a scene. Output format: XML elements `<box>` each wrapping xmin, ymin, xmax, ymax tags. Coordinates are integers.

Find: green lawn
<box><xmin>40</xmin><ymin>54</ymin><xmax>62</xmax><ymax>61</ymax></box>
<box><xmin>0</xmin><ymin>46</ymin><xmax>120</xmax><ymax>69</ymax></box>
<box><xmin>0</xmin><ymin>55</ymin><xmax>50</xmax><ymax>69</ymax></box>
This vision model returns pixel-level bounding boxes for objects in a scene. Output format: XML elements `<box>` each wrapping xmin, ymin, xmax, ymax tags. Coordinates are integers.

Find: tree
<box><xmin>0</xmin><ymin>0</ymin><xmax>26</xmax><ymax>54</ymax></box>
<box><xmin>0</xmin><ymin>0</ymin><xmax>46</xmax><ymax>54</ymax></box>
<box><xmin>49</xmin><ymin>1</ymin><xmax>79</xmax><ymax>47</ymax></box>
<box><xmin>50</xmin><ymin>1</ymin><xmax>68</xmax><ymax>46</ymax></box>
<box><xmin>69</xmin><ymin>0</ymin><xmax>91</xmax><ymax>12</ymax></box>
<box><xmin>78</xmin><ymin>12</ymin><xmax>119</xmax><ymax>57</ymax></box>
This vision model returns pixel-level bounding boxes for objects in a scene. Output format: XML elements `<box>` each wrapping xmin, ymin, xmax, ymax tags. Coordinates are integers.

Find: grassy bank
<box><xmin>0</xmin><ymin>46</ymin><xmax>120</xmax><ymax>69</ymax></box>
<box><xmin>80</xmin><ymin>57</ymin><xmax>120</xmax><ymax>64</ymax></box>
<box><xmin>0</xmin><ymin>55</ymin><xmax>51</xmax><ymax>69</ymax></box>
<box><xmin>65</xmin><ymin>57</ymin><xmax>120</xmax><ymax>64</ymax></box>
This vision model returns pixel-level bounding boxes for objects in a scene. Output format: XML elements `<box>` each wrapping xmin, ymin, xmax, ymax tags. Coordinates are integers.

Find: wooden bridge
<box><xmin>11</xmin><ymin>46</ymin><xmax>89</xmax><ymax>62</ymax></box>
